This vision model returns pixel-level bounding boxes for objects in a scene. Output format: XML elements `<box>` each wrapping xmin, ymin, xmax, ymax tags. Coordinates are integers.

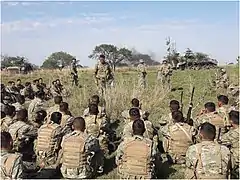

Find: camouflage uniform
<box><xmin>83</xmin><ymin>106</ymin><xmax>106</xmax><ymax>118</ymax></box>
<box><xmin>31</xmin><ymin>84</ymin><xmax>39</xmax><ymax>93</ymax></box>
<box><xmin>137</xmin><ymin>61</ymin><xmax>147</xmax><ymax>89</ymax></box>
<box><xmin>70</xmin><ymin>61</ymin><xmax>78</xmax><ymax>86</ymax></box>
<box><xmin>220</xmin><ymin>127</ymin><xmax>239</xmax><ymax>178</ymax></box>
<box><xmin>45</xmin><ymin>104</ymin><xmax>61</xmax><ymax>122</ymax></box>
<box><xmin>116</xmin><ymin>135</ymin><xmax>157</xmax><ymax>179</ymax></box>
<box><xmin>216</xmin><ymin>69</ymin><xmax>229</xmax><ymax>89</ymax></box>
<box><xmin>1</xmin><ymin>116</ymin><xmax>14</xmax><ymax>132</ymax></box>
<box><xmin>162</xmin><ymin>122</ymin><xmax>193</xmax><ymax>164</ymax></box>
<box><xmin>216</xmin><ymin>105</ymin><xmax>231</xmax><ymax>126</ymax></box>
<box><xmin>0</xmin><ymin>150</ymin><xmax>23</xmax><ymax>179</ymax></box>
<box><xmin>94</xmin><ymin>61</ymin><xmax>113</xmax><ymax>96</ymax></box>
<box><xmin>9</xmin><ymin>120</ymin><xmax>37</xmax><ymax>151</ymax></box>
<box><xmin>185</xmin><ymin>140</ymin><xmax>231</xmax><ymax>179</ymax></box>
<box><xmin>227</xmin><ymin>84</ymin><xmax>239</xmax><ymax>110</ymax></box>
<box><xmin>60</xmin><ymin>114</ymin><xmax>74</xmax><ymax>135</ymax></box>
<box><xmin>28</xmin><ymin>97</ymin><xmax>45</xmax><ymax>123</ymax></box>
<box><xmin>60</xmin><ymin>130</ymin><xmax>103</xmax><ymax>179</ymax></box>
<box><xmin>158</xmin><ymin>63</ymin><xmax>172</xmax><ymax>89</ymax></box>
<box><xmin>121</xmin><ymin>108</ymin><xmax>145</xmax><ymax>124</ymax></box>
<box><xmin>12</xmin><ymin>102</ymin><xmax>25</xmax><ymax>112</ymax></box>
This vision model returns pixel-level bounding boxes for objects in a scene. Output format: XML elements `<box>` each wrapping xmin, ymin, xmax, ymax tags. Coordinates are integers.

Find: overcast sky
<box><xmin>1</xmin><ymin>1</ymin><xmax>239</xmax><ymax>67</ymax></box>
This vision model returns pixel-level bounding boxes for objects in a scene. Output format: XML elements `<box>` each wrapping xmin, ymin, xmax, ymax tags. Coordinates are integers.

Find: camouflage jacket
<box><xmin>12</xmin><ymin>102</ymin><xmax>25</xmax><ymax>112</ymax></box>
<box><xmin>121</xmin><ymin>108</ymin><xmax>145</xmax><ymax>123</ymax></box>
<box><xmin>216</xmin><ymin>105</ymin><xmax>231</xmax><ymax>126</ymax></box>
<box><xmin>94</xmin><ymin>62</ymin><xmax>112</xmax><ymax>80</ymax></box>
<box><xmin>0</xmin><ymin>150</ymin><xmax>23</xmax><ymax>179</ymax></box>
<box><xmin>1</xmin><ymin>116</ymin><xmax>15</xmax><ymax>128</ymax></box>
<box><xmin>220</xmin><ymin>127</ymin><xmax>239</xmax><ymax>165</ymax></box>
<box><xmin>28</xmin><ymin>98</ymin><xmax>45</xmax><ymax>122</ymax></box>
<box><xmin>185</xmin><ymin>140</ymin><xmax>230</xmax><ymax>179</ymax></box>
<box><xmin>137</xmin><ymin>64</ymin><xmax>147</xmax><ymax>77</ymax></box>
<box><xmin>158</xmin><ymin>64</ymin><xmax>172</xmax><ymax>76</ymax></box>
<box><xmin>46</xmin><ymin>104</ymin><xmax>60</xmax><ymax>118</ymax></box>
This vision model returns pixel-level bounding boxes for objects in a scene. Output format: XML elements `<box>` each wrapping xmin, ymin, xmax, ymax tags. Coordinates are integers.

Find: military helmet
<box><xmin>162</xmin><ymin>59</ymin><xmax>167</xmax><ymax>63</ymax></box>
<box><xmin>139</xmin><ymin>59</ymin><xmax>144</xmax><ymax>63</ymax></box>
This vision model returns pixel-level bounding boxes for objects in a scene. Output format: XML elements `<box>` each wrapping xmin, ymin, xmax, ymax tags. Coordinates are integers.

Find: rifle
<box><xmin>217</xmin><ymin>127</ymin><xmax>221</xmax><ymax>143</ymax></box>
<box><xmin>180</xmin><ymin>90</ymin><xmax>183</xmax><ymax>112</ymax></box>
<box><xmin>186</xmin><ymin>87</ymin><xmax>195</xmax><ymax>125</ymax></box>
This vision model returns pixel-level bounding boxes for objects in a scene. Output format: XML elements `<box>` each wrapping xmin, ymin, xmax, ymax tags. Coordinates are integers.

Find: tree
<box><xmin>194</xmin><ymin>52</ymin><xmax>209</xmax><ymax>62</ymax></box>
<box><xmin>1</xmin><ymin>55</ymin><xmax>28</xmax><ymax>68</ymax></box>
<box><xmin>41</xmin><ymin>51</ymin><xmax>75</xmax><ymax>69</ymax></box>
<box><xmin>89</xmin><ymin>44</ymin><xmax>132</xmax><ymax>71</ymax></box>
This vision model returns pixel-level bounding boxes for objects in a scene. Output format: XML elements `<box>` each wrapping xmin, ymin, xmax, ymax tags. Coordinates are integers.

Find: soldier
<box><xmin>12</xmin><ymin>94</ymin><xmax>25</xmax><ymax>112</ymax></box>
<box><xmin>60</xmin><ymin>117</ymin><xmax>104</xmax><ymax>178</ymax></box>
<box><xmin>28</xmin><ymin>91</ymin><xmax>45</xmax><ymax>124</ymax></box>
<box><xmin>31</xmin><ymin>79</ymin><xmax>40</xmax><ymax>93</ymax></box>
<box><xmin>216</xmin><ymin>68</ymin><xmax>229</xmax><ymax>89</ymax></box>
<box><xmin>216</xmin><ymin>95</ymin><xmax>231</xmax><ymax>127</ymax></box>
<box><xmin>162</xmin><ymin>111</ymin><xmax>193</xmax><ymax>164</ymax></box>
<box><xmin>94</xmin><ymin>54</ymin><xmax>113</xmax><ymax>96</ymax></box>
<box><xmin>185</xmin><ymin>122</ymin><xmax>231</xmax><ymax>179</ymax></box>
<box><xmin>70</xmin><ymin>58</ymin><xmax>79</xmax><ymax>86</ymax></box>
<box><xmin>39</xmin><ymin>78</ymin><xmax>47</xmax><ymax>89</ymax></box>
<box><xmin>219</xmin><ymin>110</ymin><xmax>239</xmax><ymax>179</ymax></box>
<box><xmin>46</xmin><ymin>96</ymin><xmax>63</xmax><ymax>119</ymax></box>
<box><xmin>59</xmin><ymin>102</ymin><xmax>74</xmax><ymax>134</ymax></box>
<box><xmin>9</xmin><ymin>109</ymin><xmax>37</xmax><ymax>152</ymax></box>
<box><xmin>137</xmin><ymin>59</ymin><xmax>147</xmax><ymax>89</ymax></box>
<box><xmin>227</xmin><ymin>83</ymin><xmax>239</xmax><ymax>110</ymax></box>
<box><xmin>35</xmin><ymin>112</ymin><xmax>63</xmax><ymax>178</ymax></box>
<box><xmin>16</xmin><ymin>79</ymin><xmax>25</xmax><ymax>91</ymax></box>
<box><xmin>1</xmin><ymin>105</ymin><xmax>16</xmax><ymax>132</ymax></box>
<box><xmin>116</xmin><ymin>119</ymin><xmax>157</xmax><ymax>179</ymax></box>
<box><xmin>34</xmin><ymin>110</ymin><xmax>47</xmax><ymax>128</ymax></box>
<box><xmin>83</xmin><ymin>95</ymin><xmax>106</xmax><ymax>118</ymax></box>
<box><xmin>0</xmin><ymin>131</ymin><xmax>24</xmax><ymax>179</ymax></box>
<box><xmin>21</xmin><ymin>82</ymin><xmax>34</xmax><ymax>100</ymax></box>
<box><xmin>50</xmin><ymin>81</ymin><xmax>61</xmax><ymax>97</ymax></box>
<box><xmin>194</xmin><ymin>102</ymin><xmax>228</xmax><ymax>142</ymax></box>
<box><xmin>158</xmin><ymin>60</ymin><xmax>173</xmax><ymax>90</ymax></box>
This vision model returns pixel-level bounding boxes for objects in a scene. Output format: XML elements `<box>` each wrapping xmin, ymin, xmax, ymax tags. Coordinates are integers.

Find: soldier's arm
<box><xmin>115</xmin><ymin>141</ymin><xmax>125</xmax><ymax>165</ymax></box>
<box><xmin>11</xmin><ymin>155</ymin><xmax>24</xmax><ymax>179</ymax></box>
<box><xmin>184</xmin><ymin>146</ymin><xmax>196</xmax><ymax>179</ymax></box>
<box><xmin>219</xmin><ymin>131</ymin><xmax>232</xmax><ymax>147</ymax></box>
<box><xmin>94</xmin><ymin>63</ymin><xmax>98</xmax><ymax>77</ymax></box>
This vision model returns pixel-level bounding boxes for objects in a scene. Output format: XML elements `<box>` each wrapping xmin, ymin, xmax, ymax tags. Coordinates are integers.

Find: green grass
<box><xmin>1</xmin><ymin>65</ymin><xmax>239</xmax><ymax>178</ymax></box>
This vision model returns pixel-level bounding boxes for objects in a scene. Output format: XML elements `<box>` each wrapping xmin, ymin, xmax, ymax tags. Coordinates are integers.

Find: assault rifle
<box><xmin>180</xmin><ymin>90</ymin><xmax>184</xmax><ymax>112</ymax></box>
<box><xmin>186</xmin><ymin>87</ymin><xmax>195</xmax><ymax>126</ymax></box>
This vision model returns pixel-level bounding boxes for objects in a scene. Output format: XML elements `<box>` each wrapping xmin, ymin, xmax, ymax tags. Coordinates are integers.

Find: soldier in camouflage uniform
<box><xmin>219</xmin><ymin>110</ymin><xmax>239</xmax><ymax>179</ymax></box>
<box><xmin>28</xmin><ymin>91</ymin><xmax>45</xmax><ymax>126</ymax></box>
<box><xmin>46</xmin><ymin>96</ymin><xmax>63</xmax><ymax>121</ymax></box>
<box><xmin>227</xmin><ymin>83</ymin><xmax>239</xmax><ymax>110</ymax></box>
<box><xmin>158</xmin><ymin>60</ymin><xmax>173</xmax><ymax>90</ymax></box>
<box><xmin>16</xmin><ymin>79</ymin><xmax>25</xmax><ymax>91</ymax></box>
<box><xmin>137</xmin><ymin>59</ymin><xmax>147</xmax><ymax>89</ymax></box>
<box><xmin>161</xmin><ymin>111</ymin><xmax>193</xmax><ymax>164</ymax></box>
<box><xmin>216</xmin><ymin>68</ymin><xmax>229</xmax><ymax>89</ymax></box>
<box><xmin>1</xmin><ymin>105</ymin><xmax>16</xmax><ymax>132</ymax></box>
<box><xmin>94</xmin><ymin>55</ymin><xmax>113</xmax><ymax>96</ymax></box>
<box><xmin>216</xmin><ymin>95</ymin><xmax>231</xmax><ymax>126</ymax></box>
<box><xmin>59</xmin><ymin>102</ymin><xmax>74</xmax><ymax>135</ymax></box>
<box><xmin>70</xmin><ymin>58</ymin><xmax>79</xmax><ymax>86</ymax></box>
<box><xmin>12</xmin><ymin>94</ymin><xmax>25</xmax><ymax>112</ymax></box>
<box><xmin>116</xmin><ymin>119</ymin><xmax>158</xmax><ymax>179</ymax></box>
<box><xmin>60</xmin><ymin>117</ymin><xmax>104</xmax><ymax>178</ymax></box>
<box><xmin>1</xmin><ymin>131</ymin><xmax>24</xmax><ymax>179</ymax></box>
<box><xmin>185</xmin><ymin>122</ymin><xmax>231</xmax><ymax>179</ymax></box>
<box><xmin>83</xmin><ymin>95</ymin><xmax>106</xmax><ymax>118</ymax></box>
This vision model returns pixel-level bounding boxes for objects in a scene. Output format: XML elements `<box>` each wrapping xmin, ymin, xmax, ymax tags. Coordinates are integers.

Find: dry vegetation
<box><xmin>1</xmin><ymin>65</ymin><xmax>239</xmax><ymax>179</ymax></box>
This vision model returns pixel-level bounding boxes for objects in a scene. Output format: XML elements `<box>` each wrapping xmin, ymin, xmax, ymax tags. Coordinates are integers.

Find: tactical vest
<box><xmin>96</xmin><ymin>63</ymin><xmax>109</xmax><ymax>79</ymax></box>
<box><xmin>85</xmin><ymin>115</ymin><xmax>101</xmax><ymax>138</ymax></box>
<box><xmin>36</xmin><ymin>123</ymin><xmax>61</xmax><ymax>167</ymax></box>
<box><xmin>207</xmin><ymin>113</ymin><xmax>225</xmax><ymax>127</ymax></box>
<box><xmin>62</xmin><ymin>133</ymin><xmax>87</xmax><ymax>170</ymax></box>
<box><xmin>1</xmin><ymin>153</ymin><xmax>20</xmax><ymax>179</ymax></box>
<box><xmin>118</xmin><ymin>138</ymin><xmax>152</xmax><ymax>179</ymax></box>
<box><xmin>169</xmin><ymin>123</ymin><xmax>192</xmax><ymax>156</ymax></box>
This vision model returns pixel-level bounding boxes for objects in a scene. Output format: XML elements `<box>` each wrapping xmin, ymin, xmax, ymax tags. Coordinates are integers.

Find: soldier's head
<box><xmin>8</xmin><ymin>81</ymin><xmax>13</xmax><ymax>87</ymax></box>
<box><xmin>89</xmin><ymin>104</ymin><xmax>99</xmax><ymax>115</ymax></box>
<box><xmin>220</xmin><ymin>68</ymin><xmax>226</xmax><ymax>74</ymax></box>
<box><xmin>17</xmin><ymin>109</ymin><xmax>28</xmax><ymax>122</ymax></box>
<box><xmin>35</xmin><ymin>90</ymin><xmax>45</xmax><ymax>100</ymax></box>
<box><xmin>204</xmin><ymin>102</ymin><xmax>216</xmax><ymax>113</ymax></box>
<box><xmin>72</xmin><ymin>58</ymin><xmax>76</xmax><ymax>63</ymax></box>
<box><xmin>60</xmin><ymin>102</ymin><xmax>69</xmax><ymax>113</ymax></box>
<box><xmin>129</xmin><ymin>108</ymin><xmax>141</xmax><ymax>120</ymax></box>
<box><xmin>172</xmin><ymin>110</ymin><xmax>184</xmax><ymax>123</ymax></box>
<box><xmin>50</xmin><ymin>112</ymin><xmax>62</xmax><ymax>124</ymax></box>
<box><xmin>139</xmin><ymin>59</ymin><xmax>144</xmax><ymax>64</ymax></box>
<box><xmin>72</xmin><ymin>117</ymin><xmax>85</xmax><ymax>132</ymax></box>
<box><xmin>217</xmin><ymin>95</ymin><xmax>229</xmax><ymax>107</ymax></box>
<box><xmin>99</xmin><ymin>54</ymin><xmax>105</xmax><ymax>64</ymax></box>
<box><xmin>162</xmin><ymin>60</ymin><xmax>167</xmax><ymax>64</ymax></box>
<box><xmin>56</xmin><ymin>79</ymin><xmax>61</xmax><ymax>85</ymax></box>
<box><xmin>39</xmin><ymin>78</ymin><xmax>43</xmax><ymax>83</ymax></box>
<box><xmin>16</xmin><ymin>94</ymin><xmax>25</xmax><ymax>105</ymax></box>
<box><xmin>35</xmin><ymin>110</ymin><xmax>47</xmax><ymax>125</ymax></box>
<box><xmin>1</xmin><ymin>111</ymin><xmax>6</xmax><ymax>119</ymax></box>
<box><xmin>4</xmin><ymin>105</ymin><xmax>16</xmax><ymax>118</ymax></box>
<box><xmin>25</xmin><ymin>82</ymin><xmax>31</xmax><ymax>88</ymax></box>
<box><xmin>132</xmin><ymin>119</ymin><xmax>145</xmax><ymax>136</ymax></box>
<box><xmin>52</xmin><ymin>81</ymin><xmax>56</xmax><ymax>85</ymax></box>
<box><xmin>229</xmin><ymin>110</ymin><xmax>239</xmax><ymax>126</ymax></box>
<box><xmin>16</xmin><ymin>79</ymin><xmax>21</xmax><ymax>85</ymax></box>
<box><xmin>199</xmin><ymin>122</ymin><xmax>216</xmax><ymax>141</ymax></box>
<box><xmin>90</xmin><ymin>95</ymin><xmax>100</xmax><ymax>105</ymax></box>
<box><xmin>1</xmin><ymin>131</ymin><xmax>13</xmax><ymax>150</ymax></box>
<box><xmin>131</xmin><ymin>98</ymin><xmax>140</xmax><ymax>108</ymax></box>
<box><xmin>54</xmin><ymin>96</ymin><xmax>63</xmax><ymax>105</ymax></box>
<box><xmin>169</xmin><ymin>100</ymin><xmax>180</xmax><ymax>112</ymax></box>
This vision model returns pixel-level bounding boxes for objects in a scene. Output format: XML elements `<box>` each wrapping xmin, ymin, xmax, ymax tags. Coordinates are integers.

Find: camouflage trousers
<box><xmin>138</xmin><ymin>76</ymin><xmax>146</xmax><ymax>89</ymax></box>
<box><xmin>161</xmin><ymin>75</ymin><xmax>171</xmax><ymax>90</ymax></box>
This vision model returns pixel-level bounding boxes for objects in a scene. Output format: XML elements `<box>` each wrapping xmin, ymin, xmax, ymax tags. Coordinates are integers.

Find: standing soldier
<box><xmin>158</xmin><ymin>59</ymin><xmax>173</xmax><ymax>90</ymax></box>
<box><xmin>70</xmin><ymin>58</ymin><xmax>78</xmax><ymax>86</ymax></box>
<box><xmin>94</xmin><ymin>55</ymin><xmax>113</xmax><ymax>96</ymax></box>
<box><xmin>216</xmin><ymin>68</ymin><xmax>229</xmax><ymax>89</ymax></box>
<box><xmin>137</xmin><ymin>59</ymin><xmax>147</xmax><ymax>89</ymax></box>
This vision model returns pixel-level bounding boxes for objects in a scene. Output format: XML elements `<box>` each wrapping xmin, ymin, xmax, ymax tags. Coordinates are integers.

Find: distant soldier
<box><xmin>60</xmin><ymin>117</ymin><xmax>104</xmax><ymax>178</ymax></box>
<box><xmin>46</xmin><ymin>96</ymin><xmax>63</xmax><ymax>120</ymax></box>
<box><xmin>16</xmin><ymin>79</ymin><xmax>25</xmax><ymax>91</ymax></box>
<box><xmin>227</xmin><ymin>83</ymin><xmax>239</xmax><ymax>110</ymax></box>
<box><xmin>0</xmin><ymin>131</ymin><xmax>24</xmax><ymax>179</ymax></box>
<box><xmin>83</xmin><ymin>95</ymin><xmax>106</xmax><ymax>118</ymax></box>
<box><xmin>216</xmin><ymin>68</ymin><xmax>229</xmax><ymax>89</ymax></box>
<box><xmin>116</xmin><ymin>119</ymin><xmax>157</xmax><ymax>179</ymax></box>
<box><xmin>94</xmin><ymin>54</ymin><xmax>113</xmax><ymax>96</ymax></box>
<box><xmin>31</xmin><ymin>79</ymin><xmax>40</xmax><ymax>93</ymax></box>
<box><xmin>137</xmin><ymin>59</ymin><xmax>147</xmax><ymax>89</ymax></box>
<box><xmin>21</xmin><ymin>82</ymin><xmax>34</xmax><ymax>100</ymax></box>
<box><xmin>70</xmin><ymin>58</ymin><xmax>79</xmax><ymax>86</ymax></box>
<box><xmin>59</xmin><ymin>102</ymin><xmax>74</xmax><ymax>135</ymax></box>
<box><xmin>185</xmin><ymin>122</ymin><xmax>231</xmax><ymax>179</ymax></box>
<box><xmin>158</xmin><ymin>60</ymin><xmax>173</xmax><ymax>90</ymax></box>
<box><xmin>12</xmin><ymin>94</ymin><xmax>25</xmax><ymax>112</ymax></box>
<box><xmin>219</xmin><ymin>110</ymin><xmax>239</xmax><ymax>179</ymax></box>
<box><xmin>216</xmin><ymin>95</ymin><xmax>231</xmax><ymax>127</ymax></box>
<box><xmin>162</xmin><ymin>111</ymin><xmax>193</xmax><ymax>164</ymax></box>
<box><xmin>1</xmin><ymin>105</ymin><xmax>16</xmax><ymax>132</ymax></box>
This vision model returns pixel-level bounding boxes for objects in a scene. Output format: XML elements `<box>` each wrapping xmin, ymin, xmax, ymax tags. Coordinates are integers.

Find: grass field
<box><xmin>1</xmin><ymin>65</ymin><xmax>239</xmax><ymax>178</ymax></box>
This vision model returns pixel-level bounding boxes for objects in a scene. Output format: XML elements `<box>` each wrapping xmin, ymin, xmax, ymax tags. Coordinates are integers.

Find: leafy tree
<box><xmin>1</xmin><ymin>55</ymin><xmax>28</xmax><ymax>67</ymax></box>
<box><xmin>89</xmin><ymin>44</ymin><xmax>132</xmax><ymax>71</ymax></box>
<box><xmin>184</xmin><ymin>48</ymin><xmax>195</xmax><ymax>61</ymax></box>
<box><xmin>194</xmin><ymin>52</ymin><xmax>209</xmax><ymax>62</ymax></box>
<box><xmin>41</xmin><ymin>51</ymin><xmax>75</xmax><ymax>69</ymax></box>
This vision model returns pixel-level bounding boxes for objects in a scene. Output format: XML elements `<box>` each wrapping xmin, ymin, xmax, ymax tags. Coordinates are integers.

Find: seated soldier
<box><xmin>59</xmin><ymin>102</ymin><xmax>74</xmax><ymax>135</ymax></box>
<box><xmin>12</xmin><ymin>94</ymin><xmax>25</xmax><ymax>112</ymax></box>
<box><xmin>50</xmin><ymin>81</ymin><xmax>61</xmax><ymax>97</ymax></box>
<box><xmin>83</xmin><ymin>95</ymin><xmax>106</xmax><ymax>118</ymax></box>
<box><xmin>9</xmin><ymin>109</ymin><xmax>37</xmax><ymax>152</ymax></box>
<box><xmin>116</xmin><ymin>119</ymin><xmax>157</xmax><ymax>179</ymax></box>
<box><xmin>60</xmin><ymin>117</ymin><xmax>104</xmax><ymax>179</ymax></box>
<box><xmin>35</xmin><ymin>112</ymin><xmax>63</xmax><ymax>178</ymax></box>
<box><xmin>0</xmin><ymin>131</ymin><xmax>24</xmax><ymax>179</ymax></box>
<box><xmin>162</xmin><ymin>111</ymin><xmax>193</xmax><ymax>164</ymax></box>
<box><xmin>1</xmin><ymin>105</ymin><xmax>16</xmax><ymax>131</ymax></box>
<box><xmin>185</xmin><ymin>122</ymin><xmax>230</xmax><ymax>179</ymax></box>
<box><xmin>46</xmin><ymin>96</ymin><xmax>63</xmax><ymax>119</ymax></box>
<box><xmin>16</xmin><ymin>79</ymin><xmax>25</xmax><ymax>91</ymax></box>
<box><xmin>34</xmin><ymin>110</ymin><xmax>47</xmax><ymax>128</ymax></box>
<box><xmin>216</xmin><ymin>95</ymin><xmax>231</xmax><ymax>126</ymax></box>
<box><xmin>31</xmin><ymin>80</ymin><xmax>40</xmax><ymax>93</ymax></box>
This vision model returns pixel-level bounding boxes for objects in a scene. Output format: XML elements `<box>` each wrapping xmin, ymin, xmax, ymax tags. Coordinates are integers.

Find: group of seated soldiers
<box><xmin>0</xmin><ymin>78</ymin><xmax>239</xmax><ymax>179</ymax></box>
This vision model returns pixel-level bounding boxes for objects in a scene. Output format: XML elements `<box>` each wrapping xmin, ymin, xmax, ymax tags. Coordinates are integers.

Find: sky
<box><xmin>1</xmin><ymin>1</ymin><xmax>239</xmax><ymax>67</ymax></box>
